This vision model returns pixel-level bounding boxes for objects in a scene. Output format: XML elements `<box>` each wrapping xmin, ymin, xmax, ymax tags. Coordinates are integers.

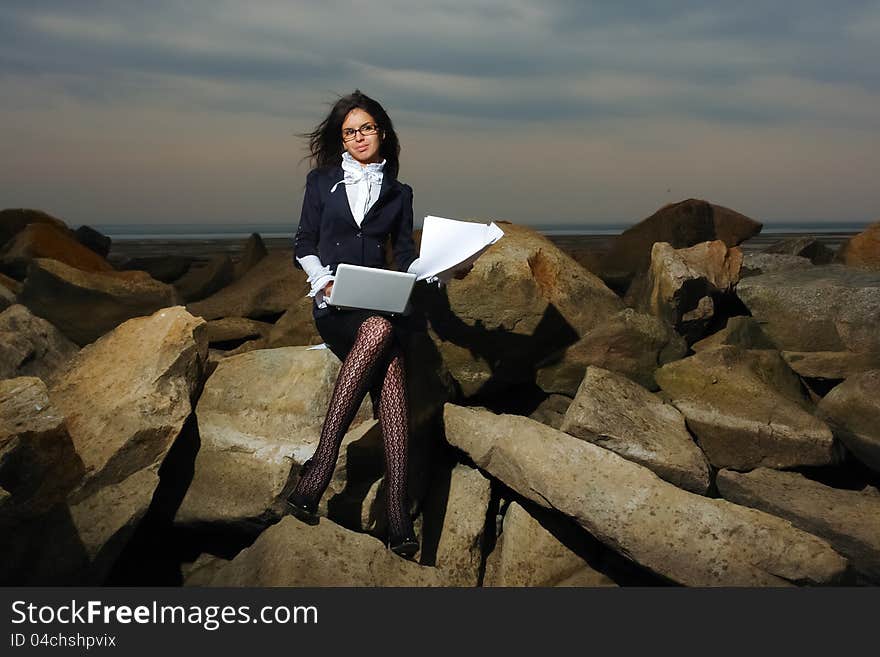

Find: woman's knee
<box><xmin>356</xmin><ymin>315</ymin><xmax>394</xmax><ymax>348</ymax></box>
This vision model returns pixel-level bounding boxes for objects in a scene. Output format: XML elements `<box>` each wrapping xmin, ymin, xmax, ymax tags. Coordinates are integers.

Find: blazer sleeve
<box><xmin>293</xmin><ymin>169</ymin><xmax>322</xmax><ymax>268</ymax></box>
<box><xmin>391</xmin><ymin>183</ymin><xmax>418</xmax><ymax>272</ymax></box>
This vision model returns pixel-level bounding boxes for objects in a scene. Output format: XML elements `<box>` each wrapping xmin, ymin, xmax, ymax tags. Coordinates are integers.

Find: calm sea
<box><xmin>89</xmin><ymin>221</ymin><xmax>869</xmax><ymax>263</ymax></box>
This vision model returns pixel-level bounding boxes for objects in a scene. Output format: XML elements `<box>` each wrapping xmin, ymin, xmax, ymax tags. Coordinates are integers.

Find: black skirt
<box><xmin>314</xmin><ymin>306</ymin><xmax>423</xmax><ymax>364</ymax></box>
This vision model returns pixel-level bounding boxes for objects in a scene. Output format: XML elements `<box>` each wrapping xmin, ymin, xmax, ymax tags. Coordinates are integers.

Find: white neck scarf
<box><xmin>331</xmin><ymin>151</ymin><xmax>386</xmax><ymax>193</ymax></box>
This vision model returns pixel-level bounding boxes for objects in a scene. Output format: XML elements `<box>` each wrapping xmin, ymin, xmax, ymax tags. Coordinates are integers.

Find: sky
<box><xmin>1</xmin><ymin>0</ymin><xmax>879</xmax><ymax>230</ymax></box>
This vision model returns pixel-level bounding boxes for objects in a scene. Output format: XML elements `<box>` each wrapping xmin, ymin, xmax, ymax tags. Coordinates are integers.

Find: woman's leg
<box><xmin>376</xmin><ymin>344</ymin><xmax>415</xmax><ymax>541</ymax></box>
<box><xmin>292</xmin><ymin>315</ymin><xmax>395</xmax><ymax>504</ymax></box>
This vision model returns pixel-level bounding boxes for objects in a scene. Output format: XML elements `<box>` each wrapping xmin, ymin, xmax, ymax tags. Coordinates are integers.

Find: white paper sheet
<box><xmin>409</xmin><ymin>215</ymin><xmax>504</xmax><ymax>281</ymax></box>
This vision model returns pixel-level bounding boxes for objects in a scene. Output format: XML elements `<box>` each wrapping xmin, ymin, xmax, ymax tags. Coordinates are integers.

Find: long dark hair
<box><xmin>302</xmin><ymin>90</ymin><xmax>401</xmax><ymax>179</ymax></box>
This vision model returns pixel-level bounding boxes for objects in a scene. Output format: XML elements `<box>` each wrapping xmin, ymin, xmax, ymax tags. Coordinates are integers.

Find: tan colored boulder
<box><xmin>717</xmin><ymin>468</ymin><xmax>880</xmax><ymax>582</ymax></box>
<box><xmin>430</xmin><ymin>464</ymin><xmax>492</xmax><ymax>586</ymax></box>
<box><xmin>48</xmin><ymin>306</ymin><xmax>207</xmax><ymax>491</ymax></box>
<box><xmin>692</xmin><ymin>316</ymin><xmax>776</xmax><ymax>352</ymax></box>
<box><xmin>837</xmin><ymin>220</ymin><xmax>880</xmax><ymax>270</ymax></box>
<box><xmin>528</xmin><ymin>394</ymin><xmax>572</xmax><ymax>429</ymax></box>
<box><xmin>817</xmin><ymin>370</ymin><xmax>880</xmax><ymax>473</ymax></box>
<box><xmin>484</xmin><ymin>502</ymin><xmax>616</xmax><ymax>587</ymax></box>
<box><xmin>628</xmin><ymin>240</ymin><xmax>743</xmax><ymax>343</ymax></box>
<box><xmin>20</xmin><ymin>258</ymin><xmax>181</xmax><ymax>346</ymax></box>
<box><xmin>536</xmin><ymin>308</ymin><xmax>687</xmax><ymax>394</ymax></box>
<box><xmin>419</xmin><ymin>222</ymin><xmax>622</xmax><ymax>397</ymax></box>
<box><xmin>0</xmin><ymin>304</ymin><xmax>79</xmax><ymax>383</ymax></box>
<box><xmin>173</xmin><ymin>254</ymin><xmax>234</xmax><ymax>302</ymax></box>
<box><xmin>444</xmin><ymin>404</ymin><xmax>847</xmax><ymax>586</ymax></box>
<box><xmin>655</xmin><ymin>346</ymin><xmax>838</xmax><ymax>470</ymax></box>
<box><xmin>0</xmin><ymin>377</ymin><xmax>83</xmax><ymax>517</ymax></box>
<box><xmin>599</xmin><ymin>199</ymin><xmax>761</xmax><ymax>289</ymax></box>
<box><xmin>1</xmin><ymin>223</ymin><xmax>115</xmax><ymax>278</ymax></box>
<box><xmin>187</xmin><ymin>515</ymin><xmax>443</xmax><ymax>586</ymax></box>
<box><xmin>232</xmin><ymin>233</ymin><xmax>268</xmax><ymax>280</ymax></box>
<box><xmin>781</xmin><ymin>351</ymin><xmax>880</xmax><ymax>381</ymax></box>
<box><xmin>736</xmin><ymin>265</ymin><xmax>880</xmax><ymax>353</ymax></box>
<box><xmin>265</xmin><ymin>295</ymin><xmax>323</xmax><ymax>348</ymax></box>
<box><xmin>187</xmin><ymin>251</ymin><xmax>308</xmax><ymax>321</ymax></box>
<box><xmin>0</xmin><ymin>208</ymin><xmax>69</xmax><ymax>249</ymax></box>
<box><xmin>560</xmin><ymin>367</ymin><xmax>710</xmax><ymax>493</ymax></box>
<box><xmin>174</xmin><ymin>346</ymin><xmax>373</xmax><ymax>529</ymax></box>
<box><xmin>205</xmin><ymin>316</ymin><xmax>273</xmax><ymax>345</ymax></box>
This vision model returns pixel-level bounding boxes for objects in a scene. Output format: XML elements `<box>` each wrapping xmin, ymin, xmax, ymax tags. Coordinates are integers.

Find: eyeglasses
<box><xmin>342</xmin><ymin>122</ymin><xmax>380</xmax><ymax>142</ymax></box>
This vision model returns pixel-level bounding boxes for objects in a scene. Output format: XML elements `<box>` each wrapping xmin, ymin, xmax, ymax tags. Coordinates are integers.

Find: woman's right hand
<box><xmin>323</xmin><ymin>281</ymin><xmax>334</xmax><ymax>297</ymax></box>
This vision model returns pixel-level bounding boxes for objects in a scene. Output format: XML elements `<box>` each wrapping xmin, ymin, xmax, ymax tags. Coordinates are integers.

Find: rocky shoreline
<box><xmin>1</xmin><ymin>200</ymin><xmax>879</xmax><ymax>587</ymax></box>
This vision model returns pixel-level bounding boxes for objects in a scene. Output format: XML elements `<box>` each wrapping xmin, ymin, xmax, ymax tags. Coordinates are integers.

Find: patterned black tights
<box><xmin>292</xmin><ymin>315</ymin><xmax>414</xmax><ymax>539</ymax></box>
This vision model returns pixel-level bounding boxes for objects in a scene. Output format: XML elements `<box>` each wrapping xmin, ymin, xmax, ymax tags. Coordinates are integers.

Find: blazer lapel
<box><xmin>361</xmin><ymin>175</ymin><xmax>398</xmax><ymax>226</ymax></box>
<box><xmin>327</xmin><ymin>165</ymin><xmax>360</xmax><ymax>230</ymax></box>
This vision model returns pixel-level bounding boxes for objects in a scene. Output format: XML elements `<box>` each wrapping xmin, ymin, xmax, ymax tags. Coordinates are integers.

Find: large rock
<box><xmin>233</xmin><ymin>233</ymin><xmax>268</xmax><ymax>280</ymax></box>
<box><xmin>0</xmin><ymin>377</ymin><xmax>84</xmax><ymax>518</ymax></box>
<box><xmin>717</xmin><ymin>468</ymin><xmax>880</xmax><ymax>583</ymax></box>
<box><xmin>1</xmin><ymin>223</ymin><xmax>115</xmax><ymax>279</ymax></box>
<box><xmin>443</xmin><ymin>404</ymin><xmax>847</xmax><ymax>586</ymax></box>
<box><xmin>174</xmin><ymin>346</ymin><xmax>374</xmax><ymax>530</ymax></box>
<box><xmin>429</xmin><ymin>464</ymin><xmax>492</xmax><ymax>586</ymax></box>
<box><xmin>528</xmin><ymin>394</ymin><xmax>572</xmax><ymax>430</ymax></box>
<box><xmin>0</xmin><ymin>208</ymin><xmax>69</xmax><ymax>249</ymax></box>
<box><xmin>49</xmin><ymin>306</ymin><xmax>206</xmax><ymax>492</ymax></box>
<box><xmin>484</xmin><ymin>501</ymin><xmax>616</xmax><ymax>587</ymax></box>
<box><xmin>20</xmin><ymin>258</ymin><xmax>181</xmax><ymax>346</ymax></box>
<box><xmin>691</xmin><ymin>316</ymin><xmax>776</xmax><ymax>352</ymax></box>
<box><xmin>536</xmin><ymin>308</ymin><xmax>687</xmax><ymax>394</ymax></box>
<box><xmin>73</xmin><ymin>225</ymin><xmax>111</xmax><ymax>258</ymax></box>
<box><xmin>0</xmin><ymin>304</ymin><xmax>79</xmax><ymax>382</ymax></box>
<box><xmin>173</xmin><ymin>254</ymin><xmax>234</xmax><ymax>303</ymax></box>
<box><xmin>186</xmin><ymin>515</ymin><xmax>443</xmax><ymax>586</ymax></box>
<box><xmin>627</xmin><ymin>240</ymin><xmax>743</xmax><ymax>343</ymax></box>
<box><xmin>187</xmin><ymin>251</ymin><xmax>308</xmax><ymax>321</ymax></box>
<box><xmin>817</xmin><ymin>370</ymin><xmax>880</xmax><ymax>473</ymax></box>
<box><xmin>736</xmin><ymin>265</ymin><xmax>880</xmax><ymax>353</ymax></box>
<box><xmin>419</xmin><ymin>223</ymin><xmax>622</xmax><ymax>397</ymax></box>
<box><xmin>781</xmin><ymin>351</ymin><xmax>880</xmax><ymax>381</ymax></box>
<box><xmin>560</xmin><ymin>367</ymin><xmax>710</xmax><ymax>493</ymax></box>
<box><xmin>117</xmin><ymin>255</ymin><xmax>194</xmax><ymax>283</ymax></box>
<box><xmin>740</xmin><ymin>252</ymin><xmax>814</xmax><ymax>277</ymax></box>
<box><xmin>205</xmin><ymin>316</ymin><xmax>273</xmax><ymax>346</ymax></box>
<box><xmin>837</xmin><ymin>220</ymin><xmax>880</xmax><ymax>270</ymax></box>
<box><xmin>762</xmin><ymin>236</ymin><xmax>835</xmax><ymax>265</ymax></box>
<box><xmin>598</xmin><ymin>199</ymin><xmax>761</xmax><ymax>289</ymax></box>
<box><xmin>265</xmin><ymin>296</ymin><xmax>323</xmax><ymax>348</ymax></box>
<box><xmin>655</xmin><ymin>346</ymin><xmax>838</xmax><ymax>470</ymax></box>
<box><xmin>0</xmin><ymin>284</ymin><xmax>14</xmax><ymax>312</ymax></box>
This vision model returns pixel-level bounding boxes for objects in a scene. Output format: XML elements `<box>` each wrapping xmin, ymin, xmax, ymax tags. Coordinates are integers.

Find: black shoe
<box><xmin>387</xmin><ymin>532</ymin><xmax>419</xmax><ymax>559</ymax></box>
<box><xmin>286</xmin><ymin>491</ymin><xmax>319</xmax><ymax>525</ymax></box>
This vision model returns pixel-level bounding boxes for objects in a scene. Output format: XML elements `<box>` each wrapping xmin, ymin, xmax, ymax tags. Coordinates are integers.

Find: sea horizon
<box><xmin>85</xmin><ymin>220</ymin><xmax>874</xmax><ymax>241</ymax></box>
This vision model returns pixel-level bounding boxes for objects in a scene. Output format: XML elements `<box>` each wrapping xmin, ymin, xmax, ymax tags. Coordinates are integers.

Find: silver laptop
<box><xmin>327</xmin><ymin>263</ymin><xmax>417</xmax><ymax>314</ymax></box>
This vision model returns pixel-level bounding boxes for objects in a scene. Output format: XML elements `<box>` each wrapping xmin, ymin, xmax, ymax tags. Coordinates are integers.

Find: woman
<box><xmin>287</xmin><ymin>90</ymin><xmax>424</xmax><ymax>558</ymax></box>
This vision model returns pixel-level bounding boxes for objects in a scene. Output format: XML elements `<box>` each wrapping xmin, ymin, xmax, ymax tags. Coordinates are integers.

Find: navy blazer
<box><xmin>293</xmin><ymin>164</ymin><xmax>418</xmax><ymax>319</ymax></box>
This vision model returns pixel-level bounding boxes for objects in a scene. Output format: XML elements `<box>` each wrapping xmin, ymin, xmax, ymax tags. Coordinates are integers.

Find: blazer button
<box><xmin>336</xmin><ymin>241</ymin><xmax>340</xmax><ymax>246</ymax></box>
<box><xmin>356</xmin><ymin>232</ymin><xmax>362</xmax><ymax>238</ymax></box>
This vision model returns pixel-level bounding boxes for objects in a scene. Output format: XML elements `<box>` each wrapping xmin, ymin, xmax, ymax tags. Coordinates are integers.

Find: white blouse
<box><xmin>296</xmin><ymin>152</ymin><xmax>436</xmax><ymax>308</ymax></box>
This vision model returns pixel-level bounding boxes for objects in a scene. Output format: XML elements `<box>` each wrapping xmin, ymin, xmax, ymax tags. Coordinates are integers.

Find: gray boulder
<box><xmin>0</xmin><ymin>304</ymin><xmax>79</xmax><ymax>383</ymax></box>
<box><xmin>560</xmin><ymin>367</ymin><xmax>710</xmax><ymax>493</ymax></box>
<box><xmin>736</xmin><ymin>265</ymin><xmax>880</xmax><ymax>353</ymax></box>
<box><xmin>186</xmin><ymin>516</ymin><xmax>443</xmax><ymax>586</ymax></box>
<box><xmin>717</xmin><ymin>468</ymin><xmax>880</xmax><ymax>583</ymax></box>
<box><xmin>173</xmin><ymin>254</ymin><xmax>234</xmax><ymax>303</ymax></box>
<box><xmin>655</xmin><ymin>346</ymin><xmax>838</xmax><ymax>470</ymax></box>
<box><xmin>817</xmin><ymin>370</ymin><xmax>880</xmax><ymax>473</ymax></box>
<box><xmin>740</xmin><ymin>252</ymin><xmax>814</xmax><ymax>277</ymax></box>
<box><xmin>20</xmin><ymin>258</ymin><xmax>180</xmax><ymax>346</ymax></box>
<box><xmin>536</xmin><ymin>308</ymin><xmax>687</xmax><ymax>394</ymax></box>
<box><xmin>484</xmin><ymin>501</ymin><xmax>617</xmax><ymax>587</ymax></box>
<box><xmin>444</xmin><ymin>404</ymin><xmax>847</xmax><ymax>586</ymax></box>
